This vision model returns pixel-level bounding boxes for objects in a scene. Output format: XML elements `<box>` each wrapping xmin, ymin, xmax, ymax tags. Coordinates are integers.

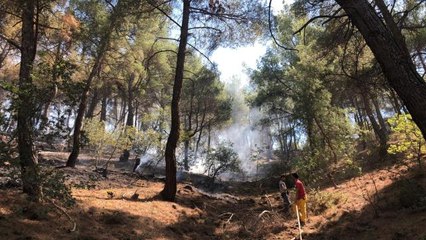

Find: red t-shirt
<box><xmin>295</xmin><ymin>179</ymin><xmax>306</xmax><ymax>200</ymax></box>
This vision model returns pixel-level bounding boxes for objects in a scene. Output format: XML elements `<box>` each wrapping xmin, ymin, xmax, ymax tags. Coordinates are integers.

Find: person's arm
<box><xmin>279</xmin><ymin>181</ymin><xmax>285</xmax><ymax>192</ymax></box>
<box><xmin>294</xmin><ymin>182</ymin><xmax>299</xmax><ymax>202</ymax></box>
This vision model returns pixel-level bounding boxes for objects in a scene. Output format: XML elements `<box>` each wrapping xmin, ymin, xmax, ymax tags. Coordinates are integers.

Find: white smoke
<box><xmin>214</xmin><ymin>108</ymin><xmax>271</xmax><ymax>175</ymax></box>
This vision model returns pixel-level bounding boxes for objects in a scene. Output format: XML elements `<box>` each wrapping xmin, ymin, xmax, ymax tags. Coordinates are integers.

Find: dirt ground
<box><xmin>1</xmin><ymin>152</ymin><xmax>426</xmax><ymax>240</ymax></box>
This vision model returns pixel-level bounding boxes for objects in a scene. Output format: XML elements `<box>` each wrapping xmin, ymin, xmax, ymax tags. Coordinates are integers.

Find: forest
<box><xmin>0</xmin><ymin>0</ymin><xmax>425</xmax><ymax>239</ymax></box>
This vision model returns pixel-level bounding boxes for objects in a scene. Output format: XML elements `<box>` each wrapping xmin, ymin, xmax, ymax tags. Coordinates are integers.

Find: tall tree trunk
<box><xmin>183</xmin><ymin>139</ymin><xmax>190</xmax><ymax>170</ymax></box>
<box><xmin>86</xmin><ymin>88</ymin><xmax>99</xmax><ymax>119</ymax></box>
<box><xmin>306</xmin><ymin>117</ymin><xmax>315</xmax><ymax>151</ymax></box>
<box><xmin>336</xmin><ymin>0</ymin><xmax>426</xmax><ymax>140</ymax></box>
<box><xmin>66</xmin><ymin>61</ymin><xmax>100</xmax><ymax>167</ymax></box>
<box><xmin>100</xmin><ymin>93</ymin><xmax>108</xmax><ymax>121</ymax></box>
<box><xmin>194</xmin><ymin>125</ymin><xmax>204</xmax><ymax>160</ymax></box>
<box><xmin>66</xmin><ymin>0</ymin><xmax>123</xmax><ymax>167</ymax></box>
<box><xmin>17</xmin><ymin>0</ymin><xmax>42</xmax><ymax>201</ymax></box>
<box><xmin>207</xmin><ymin>123</ymin><xmax>211</xmax><ymax>153</ymax></box>
<box><xmin>313</xmin><ymin>116</ymin><xmax>338</xmax><ymax>163</ymax></box>
<box><xmin>388</xmin><ymin>90</ymin><xmax>402</xmax><ymax>115</ymax></box>
<box><xmin>183</xmin><ymin>82</ymin><xmax>195</xmax><ymax>170</ymax></box>
<box><xmin>40</xmin><ymin>42</ymin><xmax>61</xmax><ymax>129</ymax></box>
<box><xmin>119</xmin><ymin>74</ymin><xmax>135</xmax><ymax>162</ymax></box>
<box><xmin>161</xmin><ymin>0</ymin><xmax>190</xmax><ymax>201</ymax></box>
<box><xmin>361</xmin><ymin>92</ymin><xmax>388</xmax><ymax>155</ymax></box>
<box><xmin>353</xmin><ymin>98</ymin><xmax>367</xmax><ymax>149</ymax></box>
<box><xmin>292</xmin><ymin>124</ymin><xmax>298</xmax><ymax>150</ymax></box>
<box><xmin>126</xmin><ymin>74</ymin><xmax>135</xmax><ymax>127</ymax></box>
<box><xmin>371</xmin><ymin>96</ymin><xmax>388</xmax><ymax>136</ymax></box>
<box><xmin>67</xmin><ymin>34</ymin><xmax>111</xmax><ymax>167</ymax></box>
<box><xmin>183</xmin><ymin>115</ymin><xmax>190</xmax><ymax>170</ymax></box>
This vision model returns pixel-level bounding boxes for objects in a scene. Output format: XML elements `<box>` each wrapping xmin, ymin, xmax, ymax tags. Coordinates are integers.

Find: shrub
<box><xmin>83</xmin><ymin>119</ymin><xmax>162</xmax><ymax>166</ymax></box>
<box><xmin>40</xmin><ymin>168</ymin><xmax>75</xmax><ymax>207</ymax></box>
<box><xmin>309</xmin><ymin>188</ymin><xmax>345</xmax><ymax>214</ymax></box>
<box><xmin>205</xmin><ymin>143</ymin><xmax>241</xmax><ymax>185</ymax></box>
<box><xmin>387</xmin><ymin>114</ymin><xmax>425</xmax><ymax>168</ymax></box>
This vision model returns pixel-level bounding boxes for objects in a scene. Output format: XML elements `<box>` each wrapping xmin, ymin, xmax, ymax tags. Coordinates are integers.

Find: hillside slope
<box><xmin>0</xmin><ymin>154</ymin><xmax>425</xmax><ymax>240</ymax></box>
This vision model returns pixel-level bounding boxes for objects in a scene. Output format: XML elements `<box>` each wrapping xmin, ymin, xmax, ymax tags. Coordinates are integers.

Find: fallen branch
<box><xmin>218</xmin><ymin>212</ymin><xmax>234</xmax><ymax>217</ymax></box>
<box><xmin>47</xmin><ymin>199</ymin><xmax>76</xmax><ymax>232</ymax></box>
<box><xmin>225</xmin><ymin>213</ymin><xmax>234</xmax><ymax>225</ymax></box>
<box><xmin>258</xmin><ymin>210</ymin><xmax>272</xmax><ymax>218</ymax></box>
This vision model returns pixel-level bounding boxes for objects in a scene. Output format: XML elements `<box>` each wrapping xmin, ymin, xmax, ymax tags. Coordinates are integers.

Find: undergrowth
<box><xmin>309</xmin><ymin>189</ymin><xmax>346</xmax><ymax>215</ymax></box>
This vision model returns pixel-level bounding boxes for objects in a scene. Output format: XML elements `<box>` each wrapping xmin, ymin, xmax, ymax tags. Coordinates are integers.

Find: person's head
<box><xmin>292</xmin><ymin>172</ymin><xmax>299</xmax><ymax>179</ymax></box>
<box><xmin>280</xmin><ymin>174</ymin><xmax>286</xmax><ymax>180</ymax></box>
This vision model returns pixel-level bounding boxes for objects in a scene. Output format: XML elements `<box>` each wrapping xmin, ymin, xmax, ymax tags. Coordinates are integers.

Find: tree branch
<box><xmin>188</xmin><ymin>26</ymin><xmax>223</xmax><ymax>33</ymax></box>
<box><xmin>293</xmin><ymin>14</ymin><xmax>347</xmax><ymax>35</ymax></box>
<box><xmin>0</xmin><ymin>33</ymin><xmax>21</xmax><ymax>51</ymax></box>
<box><xmin>189</xmin><ymin>7</ymin><xmax>247</xmax><ymax>21</ymax></box>
<box><xmin>268</xmin><ymin>0</ymin><xmax>296</xmax><ymax>51</ymax></box>
<box><xmin>157</xmin><ymin>37</ymin><xmax>215</xmax><ymax>66</ymax></box>
<box><xmin>146</xmin><ymin>0</ymin><xmax>181</xmax><ymax>28</ymax></box>
<box><xmin>143</xmin><ymin>49</ymin><xmax>177</xmax><ymax>68</ymax></box>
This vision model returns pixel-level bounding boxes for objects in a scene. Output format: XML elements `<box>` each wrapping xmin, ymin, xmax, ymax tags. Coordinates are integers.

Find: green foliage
<box><xmin>0</xmin><ymin>137</ymin><xmax>18</xmax><ymax>164</ymax></box>
<box><xmin>40</xmin><ymin>168</ymin><xmax>75</xmax><ymax>207</ymax></box>
<box><xmin>130</xmin><ymin>127</ymin><xmax>162</xmax><ymax>156</ymax></box>
<box><xmin>83</xmin><ymin>118</ymin><xmax>162</xmax><ymax>161</ymax></box>
<box><xmin>338</xmin><ymin>159</ymin><xmax>362</xmax><ymax>179</ymax></box>
<box><xmin>83</xmin><ymin>119</ymin><xmax>115</xmax><ymax>162</ymax></box>
<box><xmin>249</xmin><ymin>9</ymin><xmax>360</xmax><ymax>184</ymax></box>
<box><xmin>388</xmin><ymin>114</ymin><xmax>425</xmax><ymax>167</ymax></box>
<box><xmin>205</xmin><ymin>143</ymin><xmax>241</xmax><ymax>183</ymax></box>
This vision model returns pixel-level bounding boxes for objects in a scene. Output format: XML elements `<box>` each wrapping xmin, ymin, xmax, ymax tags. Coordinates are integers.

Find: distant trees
<box><xmin>181</xmin><ymin>65</ymin><xmax>232</xmax><ymax>171</ymax></box>
<box><xmin>248</xmin><ymin>0</ymin><xmax>426</xmax><ymax>183</ymax></box>
<box><xmin>66</xmin><ymin>0</ymin><xmax>144</xmax><ymax>167</ymax></box>
<box><xmin>2</xmin><ymin>0</ymin><xmax>425</xmax><ymax>201</ymax></box>
<box><xmin>2</xmin><ymin>0</ymin><xmax>260</xmax><ymax>201</ymax></box>
<box><xmin>156</xmin><ymin>0</ymin><xmax>267</xmax><ymax>201</ymax></box>
<box><xmin>0</xmin><ymin>0</ymin><xmax>175</xmax><ymax>199</ymax></box>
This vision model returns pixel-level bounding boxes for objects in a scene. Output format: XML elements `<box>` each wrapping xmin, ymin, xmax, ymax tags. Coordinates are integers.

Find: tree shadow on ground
<box><xmin>304</xmin><ymin>171</ymin><xmax>426</xmax><ymax>240</ymax></box>
<box><xmin>0</xmin><ymin>183</ymin><xmax>295</xmax><ymax>240</ymax></box>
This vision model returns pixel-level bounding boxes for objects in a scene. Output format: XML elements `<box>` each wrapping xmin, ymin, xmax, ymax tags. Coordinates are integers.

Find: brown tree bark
<box><xmin>360</xmin><ymin>91</ymin><xmax>388</xmax><ymax>157</ymax></box>
<box><xmin>85</xmin><ymin>88</ymin><xmax>99</xmax><ymax>119</ymax></box>
<box><xmin>66</xmin><ymin>2</ymin><xmax>122</xmax><ymax>167</ymax></box>
<box><xmin>119</xmin><ymin>73</ymin><xmax>136</xmax><ymax>162</ymax></box>
<box><xmin>371</xmin><ymin>96</ymin><xmax>388</xmax><ymax>136</ymax></box>
<box><xmin>336</xmin><ymin>0</ymin><xmax>426</xmax><ymax>140</ymax></box>
<box><xmin>39</xmin><ymin>42</ymin><xmax>61</xmax><ymax>129</ymax></box>
<box><xmin>126</xmin><ymin>73</ymin><xmax>135</xmax><ymax>127</ymax></box>
<box><xmin>161</xmin><ymin>0</ymin><xmax>190</xmax><ymax>201</ymax></box>
<box><xmin>100</xmin><ymin>92</ymin><xmax>108</xmax><ymax>122</ymax></box>
<box><xmin>66</xmin><ymin>52</ymin><xmax>104</xmax><ymax>167</ymax></box>
<box><xmin>17</xmin><ymin>0</ymin><xmax>42</xmax><ymax>201</ymax></box>
<box><xmin>313</xmin><ymin>116</ymin><xmax>338</xmax><ymax>163</ymax></box>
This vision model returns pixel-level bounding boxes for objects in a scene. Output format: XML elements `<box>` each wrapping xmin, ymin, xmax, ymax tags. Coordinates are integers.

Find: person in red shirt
<box><xmin>292</xmin><ymin>172</ymin><xmax>307</xmax><ymax>225</ymax></box>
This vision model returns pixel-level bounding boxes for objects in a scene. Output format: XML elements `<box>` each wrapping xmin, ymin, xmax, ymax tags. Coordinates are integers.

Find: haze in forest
<box><xmin>0</xmin><ymin>0</ymin><xmax>426</xmax><ymax>239</ymax></box>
